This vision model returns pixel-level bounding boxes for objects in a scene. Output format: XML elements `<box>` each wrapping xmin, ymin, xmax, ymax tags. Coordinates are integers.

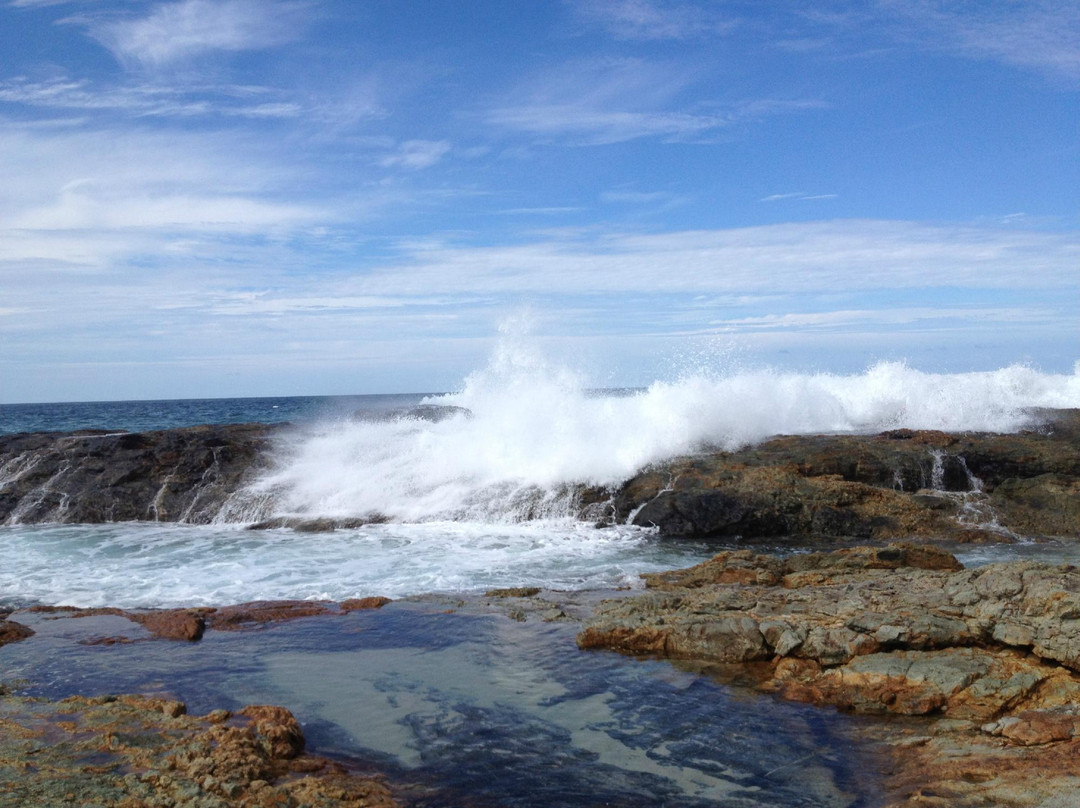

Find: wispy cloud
<box><xmin>379</xmin><ymin>140</ymin><xmax>452</xmax><ymax>170</ymax></box>
<box><xmin>0</xmin><ymin>123</ymin><xmax>328</xmax><ymax>270</ymax></box>
<box><xmin>488</xmin><ymin>58</ymin><xmax>823</xmax><ymax>145</ymax></box>
<box><xmin>797</xmin><ymin>1</ymin><xmax>1080</xmax><ymax>82</ymax></box>
<box><xmin>885</xmin><ymin>0</ymin><xmax>1080</xmax><ymax>81</ymax></box>
<box><xmin>0</xmin><ymin>75</ymin><xmax>302</xmax><ymax>118</ymax></box>
<box><xmin>759</xmin><ymin>191</ymin><xmax>837</xmax><ymax>202</ymax></box>
<box><xmin>84</xmin><ymin>0</ymin><xmax>312</xmax><ymax>68</ymax></box>
<box><xmin>353</xmin><ymin>220</ymin><xmax>1080</xmax><ymax>296</ymax></box>
<box><xmin>570</xmin><ymin>0</ymin><xmax>734</xmax><ymax>40</ymax></box>
<box><xmin>707</xmin><ymin>307</ymin><xmax>1051</xmax><ymax>332</ymax></box>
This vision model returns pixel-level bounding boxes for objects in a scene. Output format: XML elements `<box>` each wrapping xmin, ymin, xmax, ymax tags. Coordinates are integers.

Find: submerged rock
<box><xmin>0</xmin><ymin>693</ymin><xmax>399</xmax><ymax>807</ymax></box>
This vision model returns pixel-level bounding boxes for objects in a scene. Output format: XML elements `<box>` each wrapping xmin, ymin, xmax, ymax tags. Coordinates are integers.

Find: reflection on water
<box><xmin>1</xmin><ymin>602</ymin><xmax>880</xmax><ymax>807</ymax></box>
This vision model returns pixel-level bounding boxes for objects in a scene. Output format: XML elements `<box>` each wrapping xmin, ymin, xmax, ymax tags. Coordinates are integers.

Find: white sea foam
<box><xmin>241</xmin><ymin>333</ymin><xmax>1080</xmax><ymax>523</ymax></box>
<box><xmin>0</xmin><ymin>522</ymin><xmax>709</xmax><ymax>609</ymax></box>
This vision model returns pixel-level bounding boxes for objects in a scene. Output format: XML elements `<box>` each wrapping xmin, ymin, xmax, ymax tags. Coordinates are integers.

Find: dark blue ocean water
<box><xmin>0</xmin><ymin>394</ymin><xmax>434</xmax><ymax>436</ymax></box>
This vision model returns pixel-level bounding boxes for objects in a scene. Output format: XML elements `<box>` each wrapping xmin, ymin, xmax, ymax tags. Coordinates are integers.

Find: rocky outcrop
<box><xmin>2</xmin><ymin>410</ymin><xmax>1078</xmax><ymax>539</ymax></box>
<box><xmin>605</xmin><ymin>409</ymin><xmax>1080</xmax><ymax>541</ymax></box>
<box><xmin>0</xmin><ymin>693</ymin><xmax>398</xmax><ymax>807</ymax></box>
<box><xmin>579</xmin><ymin>544</ymin><xmax>1080</xmax><ymax>807</ymax></box>
<box><xmin>0</xmin><ymin>424</ymin><xmax>278</xmax><ymax>524</ymax></box>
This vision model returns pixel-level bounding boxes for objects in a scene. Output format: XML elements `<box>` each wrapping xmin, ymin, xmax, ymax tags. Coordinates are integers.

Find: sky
<box><xmin>0</xmin><ymin>0</ymin><xmax>1077</xmax><ymax>403</ymax></box>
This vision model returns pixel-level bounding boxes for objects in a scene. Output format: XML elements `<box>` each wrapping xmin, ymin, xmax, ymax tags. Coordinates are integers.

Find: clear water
<box><xmin>2</xmin><ymin>603</ymin><xmax>881</xmax><ymax>807</ymax></box>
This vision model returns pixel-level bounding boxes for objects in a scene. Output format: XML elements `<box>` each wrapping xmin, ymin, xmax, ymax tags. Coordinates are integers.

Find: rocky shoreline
<box><xmin>1</xmin><ymin>413</ymin><xmax>1078</xmax><ymax>804</ymax></box>
<box><xmin>4</xmin><ymin>547</ymin><xmax>1080</xmax><ymax>805</ymax></box>
<box><xmin>2</xmin><ymin>410</ymin><xmax>1078</xmax><ymax>540</ymax></box>
<box><xmin>578</xmin><ymin>543</ymin><xmax>1080</xmax><ymax>806</ymax></box>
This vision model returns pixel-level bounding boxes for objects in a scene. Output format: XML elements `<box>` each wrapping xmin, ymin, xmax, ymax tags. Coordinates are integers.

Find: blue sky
<box><xmin>1</xmin><ymin>0</ymin><xmax>1077</xmax><ymax>402</ymax></box>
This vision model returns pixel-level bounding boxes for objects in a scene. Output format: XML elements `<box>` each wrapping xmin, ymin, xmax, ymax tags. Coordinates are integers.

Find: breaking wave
<box><xmin>236</xmin><ymin>333</ymin><xmax>1080</xmax><ymax>524</ymax></box>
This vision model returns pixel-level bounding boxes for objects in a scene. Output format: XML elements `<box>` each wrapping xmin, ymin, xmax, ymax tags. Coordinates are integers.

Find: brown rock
<box><xmin>206</xmin><ymin>600</ymin><xmax>334</xmax><ymax>630</ymax></box>
<box><xmin>238</xmin><ymin>705</ymin><xmax>305</xmax><ymax>759</ymax></box>
<box><xmin>0</xmin><ymin>619</ymin><xmax>33</xmax><ymax>647</ymax></box>
<box><xmin>340</xmin><ymin>596</ymin><xmax>393</xmax><ymax>611</ymax></box>
<box><xmin>132</xmin><ymin>609</ymin><xmax>206</xmax><ymax>641</ymax></box>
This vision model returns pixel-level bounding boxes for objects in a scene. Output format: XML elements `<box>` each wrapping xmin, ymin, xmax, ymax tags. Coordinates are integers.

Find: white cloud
<box><xmin>886</xmin><ymin>0</ymin><xmax>1080</xmax><ymax>81</ymax></box>
<box><xmin>0</xmin><ymin>123</ymin><xmax>327</xmax><ymax>268</ymax></box>
<box><xmin>352</xmin><ymin>220</ymin><xmax>1080</xmax><ymax>297</ymax></box>
<box><xmin>87</xmin><ymin>0</ymin><xmax>311</xmax><ymax>68</ymax></box>
<box><xmin>707</xmin><ymin>307</ymin><xmax>1052</xmax><ymax>332</ymax></box>
<box><xmin>379</xmin><ymin>140</ymin><xmax>452</xmax><ymax>170</ymax></box>
<box><xmin>759</xmin><ymin>191</ymin><xmax>837</xmax><ymax>202</ymax></box>
<box><xmin>488</xmin><ymin>58</ymin><xmax>823</xmax><ymax>145</ymax></box>
<box><xmin>0</xmin><ymin>75</ymin><xmax>302</xmax><ymax>118</ymax></box>
<box><xmin>571</xmin><ymin>0</ymin><xmax>733</xmax><ymax>41</ymax></box>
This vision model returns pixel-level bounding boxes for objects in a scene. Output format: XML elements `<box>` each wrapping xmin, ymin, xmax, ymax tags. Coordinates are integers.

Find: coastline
<box><xmin>1</xmin><ymin>413</ymin><xmax>1079</xmax><ymax>805</ymax></box>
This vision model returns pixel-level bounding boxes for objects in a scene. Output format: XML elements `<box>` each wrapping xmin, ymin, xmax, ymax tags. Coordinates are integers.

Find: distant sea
<box><xmin>0</xmin><ymin>393</ymin><xmax>432</xmax><ymax>436</ymax></box>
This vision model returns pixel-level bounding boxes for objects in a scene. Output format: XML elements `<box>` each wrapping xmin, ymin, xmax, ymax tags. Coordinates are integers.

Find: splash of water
<box><xmin>239</xmin><ymin>334</ymin><xmax>1080</xmax><ymax>524</ymax></box>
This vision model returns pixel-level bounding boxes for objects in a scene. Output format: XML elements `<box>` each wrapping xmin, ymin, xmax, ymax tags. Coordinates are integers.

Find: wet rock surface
<box><xmin>0</xmin><ymin>693</ymin><xmax>398</xmax><ymax>807</ymax></box>
<box><xmin>0</xmin><ymin>424</ymin><xmax>278</xmax><ymax>525</ymax></box>
<box><xmin>579</xmin><ymin>544</ymin><xmax>1080</xmax><ymax>806</ymax></box>
<box><xmin>606</xmin><ymin>409</ymin><xmax>1080</xmax><ymax>541</ymax></box>
<box><xmin>25</xmin><ymin>598</ymin><xmax>395</xmax><ymax>642</ymax></box>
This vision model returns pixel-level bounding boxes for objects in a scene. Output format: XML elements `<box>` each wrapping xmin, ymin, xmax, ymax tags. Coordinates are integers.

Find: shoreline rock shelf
<box><xmin>578</xmin><ymin>544</ymin><xmax>1080</xmax><ymax>806</ymax></box>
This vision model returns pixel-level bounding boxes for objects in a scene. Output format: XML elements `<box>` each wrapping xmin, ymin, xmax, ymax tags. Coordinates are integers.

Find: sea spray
<box><xmin>239</xmin><ymin>336</ymin><xmax>1080</xmax><ymax>523</ymax></box>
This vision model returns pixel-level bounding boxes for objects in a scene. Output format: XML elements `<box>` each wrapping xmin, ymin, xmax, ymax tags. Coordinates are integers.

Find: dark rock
<box><xmin>608</xmin><ymin>409</ymin><xmax>1080</xmax><ymax>541</ymax></box>
<box><xmin>0</xmin><ymin>423</ymin><xmax>279</xmax><ymax>525</ymax></box>
<box><xmin>246</xmin><ymin>515</ymin><xmax>388</xmax><ymax>531</ymax></box>
<box><xmin>351</xmin><ymin>403</ymin><xmax>471</xmax><ymax>423</ymax></box>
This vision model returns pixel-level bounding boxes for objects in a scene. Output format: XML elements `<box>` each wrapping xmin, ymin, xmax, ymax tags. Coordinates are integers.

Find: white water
<box><xmin>0</xmin><ymin>521</ymin><xmax>712</xmax><ymax>609</ymax></box>
<box><xmin>240</xmin><ymin>335</ymin><xmax>1080</xmax><ymax>523</ymax></box>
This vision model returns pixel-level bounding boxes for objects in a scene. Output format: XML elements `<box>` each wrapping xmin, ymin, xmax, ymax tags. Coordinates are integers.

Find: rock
<box><xmin>340</xmin><ymin>596</ymin><xmax>392</xmax><ymax>611</ymax></box>
<box><xmin>0</xmin><ymin>693</ymin><xmax>399</xmax><ymax>807</ymax></box>
<box><xmin>485</xmin><ymin>587</ymin><xmax>542</xmax><ymax>598</ymax></box>
<box><xmin>246</xmin><ymin>515</ymin><xmax>389</xmax><ymax>531</ymax></box>
<box><xmin>580</xmin><ymin>545</ymin><xmax>1080</xmax><ymax>716</ymax></box>
<box><xmin>4</xmin><ymin>411</ymin><xmax>1078</xmax><ymax>539</ymax></box>
<box><xmin>205</xmin><ymin>600</ymin><xmax>334</xmax><ymax>631</ymax></box>
<box><xmin>0</xmin><ymin>423</ymin><xmax>278</xmax><ymax>525</ymax></box>
<box><xmin>0</xmin><ymin>619</ymin><xmax>33</xmax><ymax>647</ymax></box>
<box><xmin>132</xmin><ymin>609</ymin><xmax>206</xmax><ymax>642</ymax></box>
<box><xmin>580</xmin><ymin>542</ymin><xmax>1080</xmax><ymax>807</ymax></box>
<box><xmin>607</xmin><ymin>410</ymin><xmax>1080</xmax><ymax>541</ymax></box>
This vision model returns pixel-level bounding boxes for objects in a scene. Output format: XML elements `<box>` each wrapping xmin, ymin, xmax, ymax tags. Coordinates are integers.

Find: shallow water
<box><xmin>2</xmin><ymin>602</ymin><xmax>881</xmax><ymax>807</ymax></box>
